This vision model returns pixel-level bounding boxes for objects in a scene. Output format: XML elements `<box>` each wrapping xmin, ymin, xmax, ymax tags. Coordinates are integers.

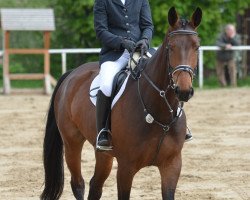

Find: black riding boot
<box><xmin>96</xmin><ymin>90</ymin><xmax>113</xmax><ymax>151</ymax></box>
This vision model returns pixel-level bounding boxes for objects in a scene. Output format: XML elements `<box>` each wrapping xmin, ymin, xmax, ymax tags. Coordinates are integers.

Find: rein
<box><xmin>131</xmin><ymin>29</ymin><xmax>198</xmax><ymax>165</ymax></box>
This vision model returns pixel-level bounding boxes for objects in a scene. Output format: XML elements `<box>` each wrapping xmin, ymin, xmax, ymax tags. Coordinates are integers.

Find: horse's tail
<box><xmin>40</xmin><ymin>70</ymin><xmax>72</xmax><ymax>200</ymax></box>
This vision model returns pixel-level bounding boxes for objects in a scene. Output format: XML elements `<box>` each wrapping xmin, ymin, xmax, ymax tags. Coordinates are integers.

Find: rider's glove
<box><xmin>121</xmin><ymin>39</ymin><xmax>136</xmax><ymax>53</ymax></box>
<box><xmin>136</xmin><ymin>38</ymin><xmax>149</xmax><ymax>55</ymax></box>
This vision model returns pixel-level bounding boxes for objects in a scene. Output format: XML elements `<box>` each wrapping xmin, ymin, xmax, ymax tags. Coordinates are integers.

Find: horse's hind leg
<box><xmin>63</xmin><ymin>130</ymin><xmax>86</xmax><ymax>200</ymax></box>
<box><xmin>88</xmin><ymin>152</ymin><xmax>113</xmax><ymax>200</ymax></box>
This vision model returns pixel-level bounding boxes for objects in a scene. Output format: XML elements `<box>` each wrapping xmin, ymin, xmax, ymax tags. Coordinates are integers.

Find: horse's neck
<box><xmin>139</xmin><ymin>46</ymin><xmax>179</xmax><ymax>118</ymax></box>
<box><xmin>145</xmin><ymin>46</ymin><xmax>169</xmax><ymax>89</ymax></box>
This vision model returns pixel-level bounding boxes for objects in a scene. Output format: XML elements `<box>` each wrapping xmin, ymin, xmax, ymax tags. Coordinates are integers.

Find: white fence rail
<box><xmin>1</xmin><ymin>46</ymin><xmax>250</xmax><ymax>88</ymax></box>
<box><xmin>199</xmin><ymin>46</ymin><xmax>250</xmax><ymax>88</ymax></box>
<box><xmin>49</xmin><ymin>48</ymin><xmax>101</xmax><ymax>74</ymax></box>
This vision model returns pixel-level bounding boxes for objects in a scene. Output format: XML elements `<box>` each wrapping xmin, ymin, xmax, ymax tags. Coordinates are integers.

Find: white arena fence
<box><xmin>199</xmin><ymin>46</ymin><xmax>250</xmax><ymax>88</ymax></box>
<box><xmin>1</xmin><ymin>46</ymin><xmax>250</xmax><ymax>88</ymax></box>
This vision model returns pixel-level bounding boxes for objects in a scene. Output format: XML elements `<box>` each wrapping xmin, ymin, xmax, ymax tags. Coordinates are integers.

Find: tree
<box><xmin>1</xmin><ymin>0</ymin><xmax>250</xmax><ymax>78</ymax></box>
<box><xmin>150</xmin><ymin>0</ymin><xmax>250</xmax><ymax>46</ymax></box>
<box><xmin>49</xmin><ymin>0</ymin><xmax>99</xmax><ymax>69</ymax></box>
<box><xmin>0</xmin><ymin>0</ymin><xmax>49</xmax><ymax>8</ymax></box>
<box><xmin>49</xmin><ymin>0</ymin><xmax>250</xmax><ymax>70</ymax></box>
<box><xmin>149</xmin><ymin>0</ymin><xmax>250</xmax><ymax>70</ymax></box>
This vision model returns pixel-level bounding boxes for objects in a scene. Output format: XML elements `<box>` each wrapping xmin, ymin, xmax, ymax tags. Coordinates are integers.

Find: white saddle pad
<box><xmin>90</xmin><ymin>72</ymin><xmax>130</xmax><ymax>108</ymax></box>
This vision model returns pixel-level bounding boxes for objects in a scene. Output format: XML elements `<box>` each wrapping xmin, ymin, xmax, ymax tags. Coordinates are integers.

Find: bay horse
<box><xmin>41</xmin><ymin>7</ymin><xmax>202</xmax><ymax>200</ymax></box>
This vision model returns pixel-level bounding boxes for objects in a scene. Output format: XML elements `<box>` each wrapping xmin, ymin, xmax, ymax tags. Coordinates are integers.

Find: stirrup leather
<box><xmin>96</xmin><ymin>128</ymin><xmax>113</xmax><ymax>151</ymax></box>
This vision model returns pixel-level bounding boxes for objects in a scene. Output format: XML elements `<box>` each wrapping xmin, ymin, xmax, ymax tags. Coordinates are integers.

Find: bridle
<box><xmin>167</xmin><ymin>29</ymin><xmax>199</xmax><ymax>88</ymax></box>
<box><xmin>134</xmin><ymin>29</ymin><xmax>199</xmax><ymax>126</ymax></box>
<box><xmin>132</xmin><ymin>28</ymin><xmax>199</xmax><ymax>165</ymax></box>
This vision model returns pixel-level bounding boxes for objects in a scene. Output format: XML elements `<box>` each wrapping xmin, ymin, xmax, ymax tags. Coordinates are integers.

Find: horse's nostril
<box><xmin>190</xmin><ymin>87</ymin><xmax>194</xmax><ymax>97</ymax></box>
<box><xmin>175</xmin><ymin>86</ymin><xmax>194</xmax><ymax>102</ymax></box>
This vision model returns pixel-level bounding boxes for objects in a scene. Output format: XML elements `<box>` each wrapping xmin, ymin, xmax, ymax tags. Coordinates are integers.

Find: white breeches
<box><xmin>99</xmin><ymin>50</ymin><xmax>130</xmax><ymax>97</ymax></box>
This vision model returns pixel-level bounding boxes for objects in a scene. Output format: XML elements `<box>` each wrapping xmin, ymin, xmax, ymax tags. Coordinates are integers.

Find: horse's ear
<box><xmin>191</xmin><ymin>7</ymin><xmax>202</xmax><ymax>28</ymax></box>
<box><xmin>168</xmin><ymin>7</ymin><xmax>178</xmax><ymax>27</ymax></box>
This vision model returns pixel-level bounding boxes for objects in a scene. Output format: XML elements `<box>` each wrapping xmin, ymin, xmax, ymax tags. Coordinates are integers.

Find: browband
<box><xmin>168</xmin><ymin>30</ymin><xmax>198</xmax><ymax>37</ymax></box>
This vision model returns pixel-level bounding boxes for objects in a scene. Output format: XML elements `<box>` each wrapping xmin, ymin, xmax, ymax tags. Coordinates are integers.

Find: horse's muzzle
<box><xmin>174</xmin><ymin>86</ymin><xmax>194</xmax><ymax>102</ymax></box>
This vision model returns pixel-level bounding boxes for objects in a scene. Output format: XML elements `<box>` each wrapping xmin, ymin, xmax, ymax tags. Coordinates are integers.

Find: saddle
<box><xmin>111</xmin><ymin>70</ymin><xmax>128</xmax><ymax>100</ymax></box>
<box><xmin>89</xmin><ymin>48</ymin><xmax>156</xmax><ymax>108</ymax></box>
<box><xmin>111</xmin><ymin>47</ymin><xmax>156</xmax><ymax>94</ymax></box>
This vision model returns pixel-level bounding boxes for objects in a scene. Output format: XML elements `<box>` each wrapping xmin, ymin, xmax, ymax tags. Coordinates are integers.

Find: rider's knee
<box><xmin>99</xmin><ymin>61</ymin><xmax>122</xmax><ymax>97</ymax></box>
<box><xmin>100</xmin><ymin>61</ymin><xmax>116</xmax><ymax>71</ymax></box>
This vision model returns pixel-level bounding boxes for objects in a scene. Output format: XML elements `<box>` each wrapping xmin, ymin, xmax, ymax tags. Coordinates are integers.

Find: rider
<box><xmin>94</xmin><ymin>0</ymin><xmax>153</xmax><ymax>151</ymax></box>
<box><xmin>94</xmin><ymin>0</ymin><xmax>192</xmax><ymax>151</ymax></box>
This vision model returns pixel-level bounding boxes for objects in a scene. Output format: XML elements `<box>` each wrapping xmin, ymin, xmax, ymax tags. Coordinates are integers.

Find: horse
<box><xmin>41</xmin><ymin>6</ymin><xmax>202</xmax><ymax>200</ymax></box>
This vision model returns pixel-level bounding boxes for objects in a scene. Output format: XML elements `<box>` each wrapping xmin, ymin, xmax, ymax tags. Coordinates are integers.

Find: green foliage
<box><xmin>193</xmin><ymin>75</ymin><xmax>250</xmax><ymax>88</ymax></box>
<box><xmin>50</xmin><ymin>0</ymin><xmax>97</xmax><ymax>49</ymax></box>
<box><xmin>149</xmin><ymin>0</ymin><xmax>250</xmax><ymax>70</ymax></box>
<box><xmin>1</xmin><ymin>0</ymin><xmax>250</xmax><ymax>85</ymax></box>
<box><xmin>48</xmin><ymin>0</ymin><xmax>99</xmax><ymax>68</ymax></box>
<box><xmin>48</xmin><ymin>0</ymin><xmax>250</xmax><ymax>69</ymax></box>
<box><xmin>0</xmin><ymin>0</ymin><xmax>49</xmax><ymax>8</ymax></box>
<box><xmin>149</xmin><ymin>0</ymin><xmax>249</xmax><ymax>46</ymax></box>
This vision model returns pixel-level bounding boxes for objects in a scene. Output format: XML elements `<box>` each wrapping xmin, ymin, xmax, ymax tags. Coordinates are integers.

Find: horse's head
<box><xmin>166</xmin><ymin>7</ymin><xmax>202</xmax><ymax>102</ymax></box>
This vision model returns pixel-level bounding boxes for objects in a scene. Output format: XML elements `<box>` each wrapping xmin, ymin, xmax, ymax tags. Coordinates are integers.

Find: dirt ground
<box><xmin>0</xmin><ymin>88</ymin><xmax>249</xmax><ymax>200</ymax></box>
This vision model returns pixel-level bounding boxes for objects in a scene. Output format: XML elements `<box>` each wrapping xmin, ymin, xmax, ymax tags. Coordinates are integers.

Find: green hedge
<box><xmin>1</xmin><ymin>0</ymin><xmax>250</xmax><ymax>85</ymax></box>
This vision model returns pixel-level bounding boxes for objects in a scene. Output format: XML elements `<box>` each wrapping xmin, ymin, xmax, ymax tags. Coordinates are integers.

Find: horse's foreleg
<box><xmin>64</xmin><ymin>133</ymin><xmax>85</xmax><ymax>200</ymax></box>
<box><xmin>158</xmin><ymin>154</ymin><xmax>182</xmax><ymax>200</ymax></box>
<box><xmin>117</xmin><ymin>164</ymin><xmax>137</xmax><ymax>200</ymax></box>
<box><xmin>88</xmin><ymin>152</ymin><xmax>113</xmax><ymax>200</ymax></box>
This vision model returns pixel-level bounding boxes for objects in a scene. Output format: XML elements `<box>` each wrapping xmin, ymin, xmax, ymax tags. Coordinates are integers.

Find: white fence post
<box><xmin>62</xmin><ymin>52</ymin><xmax>67</xmax><ymax>74</ymax></box>
<box><xmin>199</xmin><ymin>49</ymin><xmax>204</xmax><ymax>88</ymax></box>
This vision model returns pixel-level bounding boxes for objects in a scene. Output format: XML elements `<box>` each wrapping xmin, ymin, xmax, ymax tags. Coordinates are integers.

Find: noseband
<box><xmin>167</xmin><ymin>29</ymin><xmax>199</xmax><ymax>87</ymax></box>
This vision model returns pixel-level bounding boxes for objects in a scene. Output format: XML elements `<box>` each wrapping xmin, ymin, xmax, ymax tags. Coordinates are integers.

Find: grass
<box><xmin>0</xmin><ymin>58</ymin><xmax>249</xmax><ymax>89</ymax></box>
<box><xmin>0</xmin><ymin>76</ymin><xmax>249</xmax><ymax>90</ymax></box>
<box><xmin>193</xmin><ymin>75</ymin><xmax>250</xmax><ymax>89</ymax></box>
<box><xmin>11</xmin><ymin>80</ymin><xmax>44</xmax><ymax>88</ymax></box>
<box><xmin>0</xmin><ymin>79</ymin><xmax>44</xmax><ymax>88</ymax></box>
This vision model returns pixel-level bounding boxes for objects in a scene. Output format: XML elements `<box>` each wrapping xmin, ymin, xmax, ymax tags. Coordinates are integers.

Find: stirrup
<box><xmin>185</xmin><ymin>126</ymin><xmax>193</xmax><ymax>142</ymax></box>
<box><xmin>96</xmin><ymin>128</ymin><xmax>113</xmax><ymax>151</ymax></box>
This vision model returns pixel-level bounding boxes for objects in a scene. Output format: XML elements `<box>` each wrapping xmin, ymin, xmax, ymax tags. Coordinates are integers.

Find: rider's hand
<box><xmin>121</xmin><ymin>39</ymin><xmax>136</xmax><ymax>53</ymax></box>
<box><xmin>136</xmin><ymin>38</ymin><xmax>149</xmax><ymax>55</ymax></box>
<box><xmin>225</xmin><ymin>44</ymin><xmax>232</xmax><ymax>49</ymax></box>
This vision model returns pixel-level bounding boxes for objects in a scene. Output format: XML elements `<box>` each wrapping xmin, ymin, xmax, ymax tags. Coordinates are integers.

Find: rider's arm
<box><xmin>139</xmin><ymin>0</ymin><xmax>154</xmax><ymax>42</ymax></box>
<box><xmin>93</xmin><ymin>0</ymin><xmax>123</xmax><ymax>50</ymax></box>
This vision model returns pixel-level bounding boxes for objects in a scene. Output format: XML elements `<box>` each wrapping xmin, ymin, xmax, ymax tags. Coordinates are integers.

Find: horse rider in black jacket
<box><xmin>94</xmin><ymin>0</ymin><xmax>153</xmax><ymax>151</ymax></box>
<box><xmin>94</xmin><ymin>0</ymin><xmax>192</xmax><ymax>151</ymax></box>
